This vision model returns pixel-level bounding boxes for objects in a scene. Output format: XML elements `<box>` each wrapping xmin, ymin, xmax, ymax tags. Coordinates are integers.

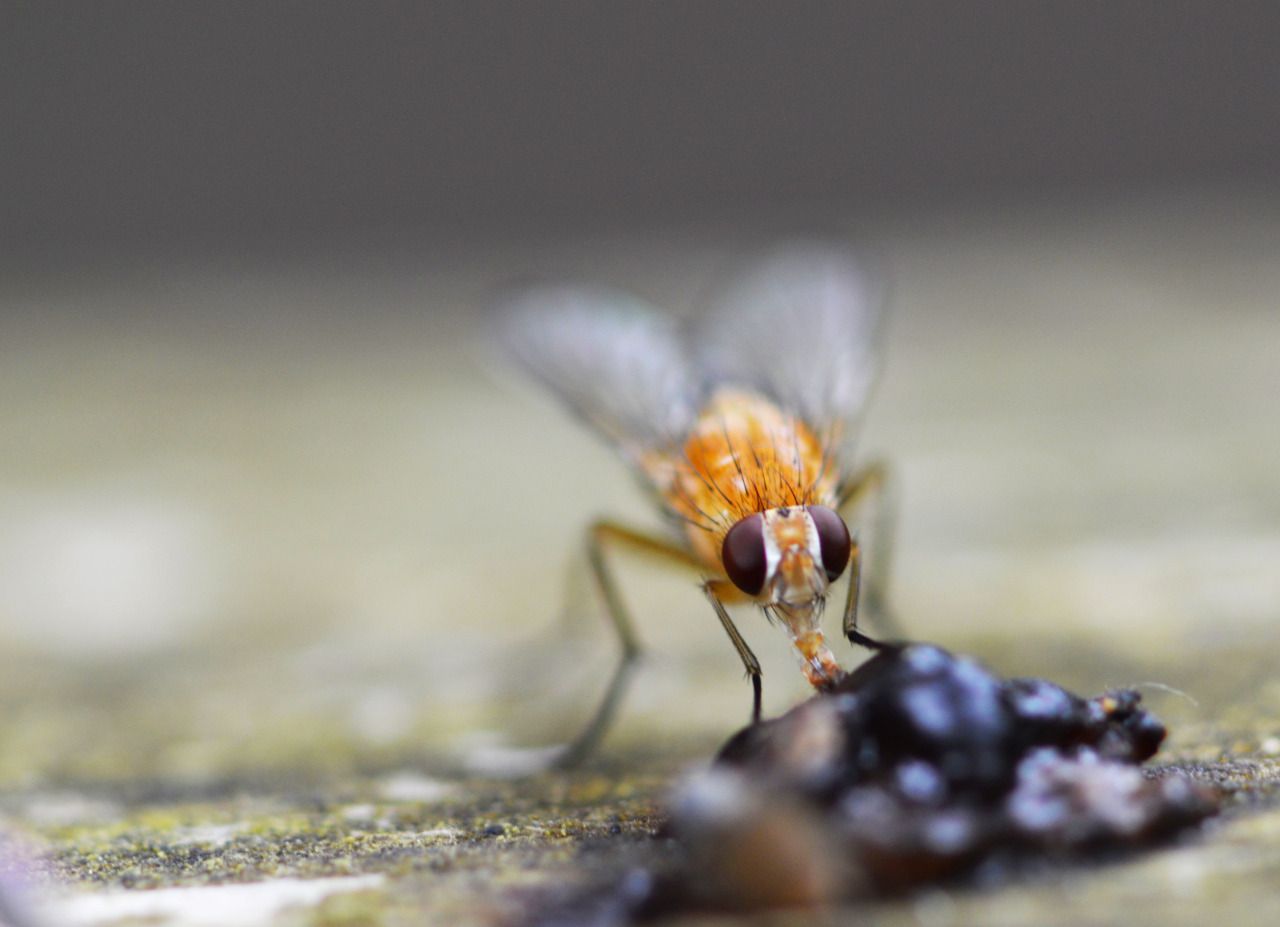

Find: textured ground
<box><xmin>0</xmin><ymin>187</ymin><xmax>1277</xmax><ymax>925</ymax></box>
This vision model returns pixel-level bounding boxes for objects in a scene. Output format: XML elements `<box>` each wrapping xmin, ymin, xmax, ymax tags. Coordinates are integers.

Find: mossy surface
<box><xmin>5</xmin><ymin>754</ymin><xmax>677</xmax><ymax>926</ymax></box>
<box><xmin>4</xmin><ymin>688</ymin><xmax>1279</xmax><ymax>927</ymax></box>
<box><xmin>2</xmin><ymin>628</ymin><xmax>1278</xmax><ymax>926</ymax></box>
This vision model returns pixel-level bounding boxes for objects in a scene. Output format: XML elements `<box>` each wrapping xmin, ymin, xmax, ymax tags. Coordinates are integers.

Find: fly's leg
<box><xmin>839</xmin><ymin>538</ymin><xmax>887</xmax><ymax>651</ymax></box>
<box><xmin>703</xmin><ymin>579</ymin><xmax>764</xmax><ymax>723</ymax></box>
<box><xmin>556</xmin><ymin>520</ymin><xmax>704</xmax><ymax>768</ymax></box>
<box><xmin>837</xmin><ymin>460</ymin><xmax>902</xmax><ymax>647</ymax></box>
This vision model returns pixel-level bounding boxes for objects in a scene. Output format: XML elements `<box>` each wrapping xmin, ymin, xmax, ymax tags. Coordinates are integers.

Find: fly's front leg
<box><xmin>557</xmin><ymin>520</ymin><xmax>703</xmax><ymax>768</ymax></box>
<box><xmin>840</xmin><ymin>538</ymin><xmax>885</xmax><ymax>650</ymax></box>
<box><xmin>703</xmin><ymin>579</ymin><xmax>764</xmax><ymax>723</ymax></box>
<box><xmin>837</xmin><ymin>460</ymin><xmax>902</xmax><ymax>646</ymax></box>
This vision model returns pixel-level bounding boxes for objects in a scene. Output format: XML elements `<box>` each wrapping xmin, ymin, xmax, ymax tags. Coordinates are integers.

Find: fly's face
<box><xmin>721</xmin><ymin>505</ymin><xmax>852</xmax><ymax>607</ymax></box>
<box><xmin>721</xmin><ymin>505</ymin><xmax>853</xmax><ymax>686</ymax></box>
<box><xmin>765</xmin><ymin>507</ymin><xmax>831</xmax><ymax>610</ymax></box>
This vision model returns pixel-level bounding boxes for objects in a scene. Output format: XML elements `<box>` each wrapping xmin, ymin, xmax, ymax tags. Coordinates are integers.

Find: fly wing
<box><xmin>499</xmin><ymin>285</ymin><xmax>703</xmax><ymax>464</ymax></box>
<box><xmin>694</xmin><ymin>245</ymin><xmax>886</xmax><ymax>464</ymax></box>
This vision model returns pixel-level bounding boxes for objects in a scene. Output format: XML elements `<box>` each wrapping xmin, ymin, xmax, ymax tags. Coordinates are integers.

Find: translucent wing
<box><xmin>499</xmin><ymin>285</ymin><xmax>703</xmax><ymax>464</ymax></box>
<box><xmin>695</xmin><ymin>245</ymin><xmax>885</xmax><ymax>462</ymax></box>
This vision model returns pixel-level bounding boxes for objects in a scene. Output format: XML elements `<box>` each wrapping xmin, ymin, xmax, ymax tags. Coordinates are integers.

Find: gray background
<box><xmin>4</xmin><ymin>2</ymin><xmax>1280</xmax><ymax>265</ymax></box>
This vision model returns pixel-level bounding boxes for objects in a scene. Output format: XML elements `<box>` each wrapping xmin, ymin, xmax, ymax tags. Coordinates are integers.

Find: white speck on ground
<box><xmin>43</xmin><ymin>874</ymin><xmax>385</xmax><ymax>927</ymax></box>
<box><xmin>374</xmin><ymin>771</ymin><xmax>458</xmax><ymax>803</ymax></box>
<box><xmin>167</xmin><ymin>823</ymin><xmax>248</xmax><ymax>847</ymax></box>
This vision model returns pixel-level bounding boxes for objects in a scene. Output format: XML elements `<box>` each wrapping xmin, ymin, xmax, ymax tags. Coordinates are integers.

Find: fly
<box><xmin>501</xmin><ymin>246</ymin><xmax>896</xmax><ymax>765</ymax></box>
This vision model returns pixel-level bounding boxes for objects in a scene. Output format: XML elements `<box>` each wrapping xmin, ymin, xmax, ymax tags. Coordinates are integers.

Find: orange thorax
<box><xmin>643</xmin><ymin>389</ymin><xmax>838</xmax><ymax>571</ymax></box>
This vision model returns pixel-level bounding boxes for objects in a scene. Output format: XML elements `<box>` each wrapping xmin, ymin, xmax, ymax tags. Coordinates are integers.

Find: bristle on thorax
<box><xmin>643</xmin><ymin>389</ymin><xmax>839</xmax><ymax>570</ymax></box>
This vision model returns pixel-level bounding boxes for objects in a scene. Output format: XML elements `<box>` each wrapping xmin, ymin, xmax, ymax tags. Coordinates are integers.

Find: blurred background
<box><xmin>2</xmin><ymin>2</ymin><xmax>1279</xmax><ymax>787</ymax></box>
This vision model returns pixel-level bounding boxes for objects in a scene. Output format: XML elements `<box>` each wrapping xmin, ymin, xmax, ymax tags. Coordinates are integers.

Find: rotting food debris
<box><xmin>529</xmin><ymin>643</ymin><xmax>1219</xmax><ymax>924</ymax></box>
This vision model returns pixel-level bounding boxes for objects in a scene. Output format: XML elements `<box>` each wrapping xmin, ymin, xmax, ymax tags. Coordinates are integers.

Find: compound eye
<box><xmin>721</xmin><ymin>514</ymin><xmax>768</xmax><ymax>595</ymax></box>
<box><xmin>807</xmin><ymin>505</ymin><xmax>851</xmax><ymax>581</ymax></box>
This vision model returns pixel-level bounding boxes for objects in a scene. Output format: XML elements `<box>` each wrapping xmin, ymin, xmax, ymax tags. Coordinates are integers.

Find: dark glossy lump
<box><xmin>717</xmin><ymin>643</ymin><xmax>1170</xmax><ymax>799</ymax></box>
<box><xmin>529</xmin><ymin>645</ymin><xmax>1218</xmax><ymax>926</ymax></box>
<box><xmin>705</xmin><ymin>645</ymin><xmax>1211</xmax><ymax>889</ymax></box>
<box><xmin>540</xmin><ymin>644</ymin><xmax>1219</xmax><ymax>925</ymax></box>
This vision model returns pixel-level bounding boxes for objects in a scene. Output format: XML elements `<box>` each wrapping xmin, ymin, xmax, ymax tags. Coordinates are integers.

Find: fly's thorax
<box><xmin>651</xmin><ymin>389</ymin><xmax>841</xmax><ymax>570</ymax></box>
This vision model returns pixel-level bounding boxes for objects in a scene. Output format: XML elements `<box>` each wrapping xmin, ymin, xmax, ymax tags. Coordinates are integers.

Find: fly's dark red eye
<box><xmin>807</xmin><ymin>505</ymin><xmax>850</xmax><ymax>581</ymax></box>
<box><xmin>722</xmin><ymin>514</ymin><xmax>767</xmax><ymax>595</ymax></box>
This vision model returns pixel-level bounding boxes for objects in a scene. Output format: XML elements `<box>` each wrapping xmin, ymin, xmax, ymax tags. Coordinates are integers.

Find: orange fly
<box><xmin>502</xmin><ymin>247</ymin><xmax>895</xmax><ymax>764</ymax></box>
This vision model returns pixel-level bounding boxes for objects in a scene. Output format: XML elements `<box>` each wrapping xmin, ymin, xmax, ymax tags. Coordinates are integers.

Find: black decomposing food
<box><xmin>531</xmin><ymin>644</ymin><xmax>1219</xmax><ymax>925</ymax></box>
<box><xmin>701</xmin><ymin>644</ymin><xmax>1212</xmax><ymax>895</ymax></box>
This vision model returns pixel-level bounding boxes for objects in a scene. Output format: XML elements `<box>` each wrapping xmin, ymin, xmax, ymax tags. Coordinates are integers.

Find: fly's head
<box><xmin>720</xmin><ymin>505</ymin><xmax>852</xmax><ymax>638</ymax></box>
